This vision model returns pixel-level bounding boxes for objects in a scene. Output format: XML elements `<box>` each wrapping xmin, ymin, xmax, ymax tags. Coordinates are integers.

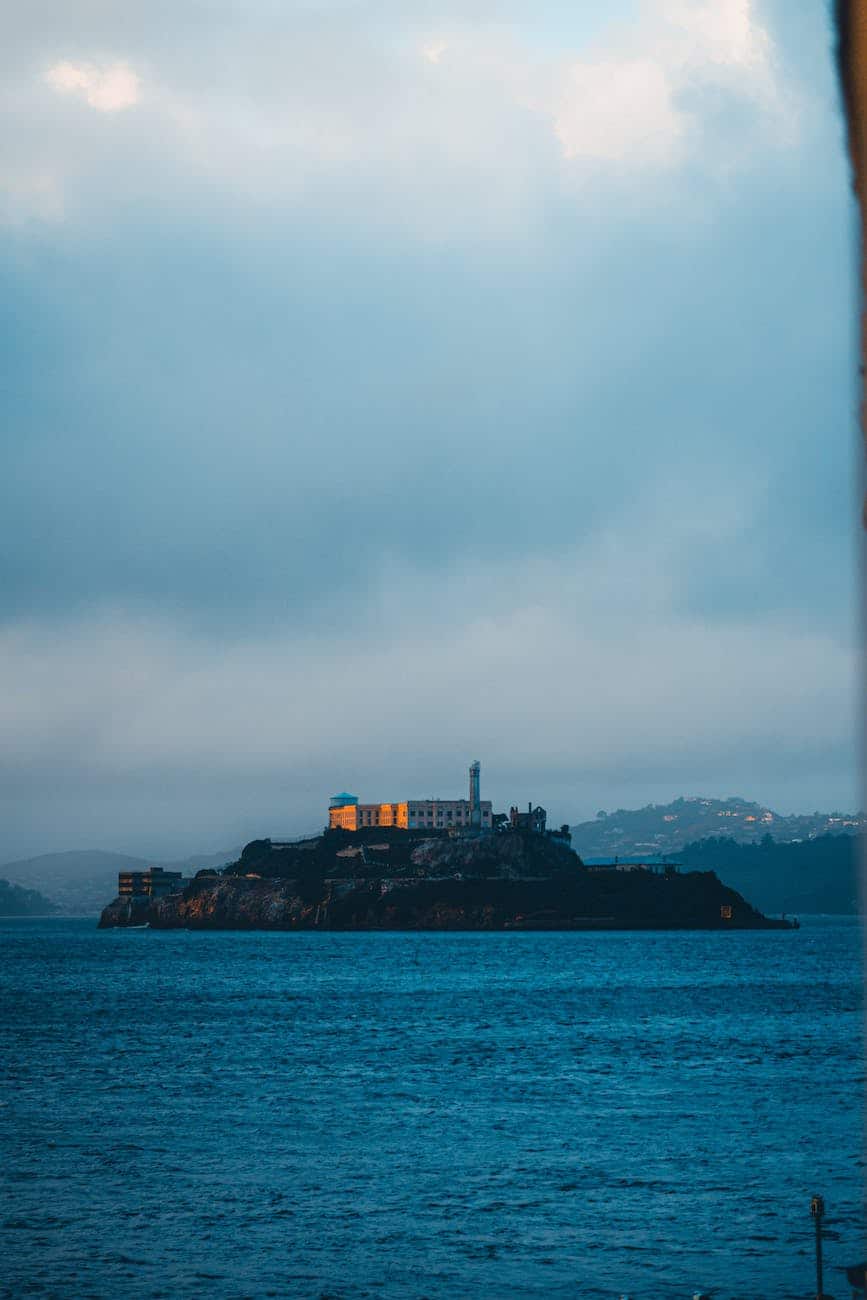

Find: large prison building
<box><xmin>328</xmin><ymin>761</ymin><xmax>493</xmax><ymax>832</ymax></box>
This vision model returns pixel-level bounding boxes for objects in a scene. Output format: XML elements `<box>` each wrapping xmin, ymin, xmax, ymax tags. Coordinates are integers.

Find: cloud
<box><xmin>662</xmin><ymin>0</ymin><xmax>769</xmax><ymax>72</ymax></box>
<box><xmin>554</xmin><ymin>57</ymin><xmax>684</xmax><ymax>164</ymax></box>
<box><xmin>552</xmin><ymin>0</ymin><xmax>781</xmax><ymax>166</ymax></box>
<box><xmin>5</xmin><ymin>1</ymin><xmax>793</xmax><ymax>233</ymax></box>
<box><xmin>423</xmin><ymin>40</ymin><xmax>449</xmax><ymax>65</ymax></box>
<box><xmin>0</xmin><ymin>165</ymin><xmax>63</xmax><ymax>223</ymax></box>
<box><xmin>0</xmin><ymin>0</ymin><xmax>855</xmax><ymax>859</ymax></box>
<box><xmin>0</xmin><ymin>536</ymin><xmax>855</xmax><ymax>858</ymax></box>
<box><xmin>45</xmin><ymin>60</ymin><xmax>139</xmax><ymax>112</ymax></box>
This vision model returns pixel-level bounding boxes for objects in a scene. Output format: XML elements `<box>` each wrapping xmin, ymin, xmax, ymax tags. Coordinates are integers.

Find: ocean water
<box><xmin>1</xmin><ymin>918</ymin><xmax>863</xmax><ymax>1300</ymax></box>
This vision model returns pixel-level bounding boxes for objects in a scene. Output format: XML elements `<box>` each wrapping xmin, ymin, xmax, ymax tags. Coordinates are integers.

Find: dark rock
<box><xmin>98</xmin><ymin>833</ymin><xmax>794</xmax><ymax>932</ymax></box>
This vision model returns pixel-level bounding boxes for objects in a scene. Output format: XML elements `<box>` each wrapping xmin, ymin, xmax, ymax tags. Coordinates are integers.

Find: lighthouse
<box><xmin>469</xmin><ymin>760</ymin><xmax>481</xmax><ymax>829</ymax></box>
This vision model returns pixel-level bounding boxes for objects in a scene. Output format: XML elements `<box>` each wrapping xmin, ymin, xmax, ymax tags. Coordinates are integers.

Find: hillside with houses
<box><xmin>571</xmin><ymin>796</ymin><xmax>866</xmax><ymax>859</ymax></box>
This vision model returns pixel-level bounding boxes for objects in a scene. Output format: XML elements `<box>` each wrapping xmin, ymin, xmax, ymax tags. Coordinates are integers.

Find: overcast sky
<box><xmin>0</xmin><ymin>0</ymin><xmax>860</xmax><ymax>861</ymax></box>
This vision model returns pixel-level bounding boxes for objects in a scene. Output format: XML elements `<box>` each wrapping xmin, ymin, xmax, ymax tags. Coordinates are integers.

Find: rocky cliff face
<box><xmin>98</xmin><ymin>841</ymin><xmax>794</xmax><ymax>931</ymax></box>
<box><xmin>99</xmin><ymin>876</ymin><xmax>318</xmax><ymax>930</ymax></box>
<box><xmin>408</xmin><ymin>832</ymin><xmax>573</xmax><ymax>878</ymax></box>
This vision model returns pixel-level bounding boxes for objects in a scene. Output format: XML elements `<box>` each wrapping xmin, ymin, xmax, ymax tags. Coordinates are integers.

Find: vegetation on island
<box><xmin>571</xmin><ymin>796</ymin><xmax>865</xmax><ymax>859</ymax></box>
<box><xmin>99</xmin><ymin>827</ymin><xmax>793</xmax><ymax>931</ymax></box>
<box><xmin>0</xmin><ymin>877</ymin><xmax>57</xmax><ymax>917</ymax></box>
<box><xmin>678</xmin><ymin>834</ymin><xmax>861</xmax><ymax>915</ymax></box>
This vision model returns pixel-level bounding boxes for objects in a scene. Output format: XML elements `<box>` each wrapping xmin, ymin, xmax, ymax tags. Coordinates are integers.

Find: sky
<box><xmin>0</xmin><ymin>0</ymin><xmax>861</xmax><ymax>861</ymax></box>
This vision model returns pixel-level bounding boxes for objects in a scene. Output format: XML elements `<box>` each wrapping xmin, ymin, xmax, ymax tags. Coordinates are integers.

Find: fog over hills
<box><xmin>0</xmin><ymin>878</ymin><xmax>56</xmax><ymax>917</ymax></box>
<box><xmin>6</xmin><ymin>795</ymin><xmax>865</xmax><ymax>916</ymax></box>
<box><xmin>570</xmin><ymin>796</ymin><xmax>866</xmax><ymax>859</ymax></box>
<box><xmin>570</xmin><ymin>797</ymin><xmax>864</xmax><ymax>914</ymax></box>
<box><xmin>1</xmin><ymin>848</ymin><xmax>240</xmax><ymax>916</ymax></box>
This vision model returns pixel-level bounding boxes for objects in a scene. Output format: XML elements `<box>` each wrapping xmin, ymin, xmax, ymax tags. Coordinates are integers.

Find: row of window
<box><xmin>408</xmin><ymin>815</ymin><xmax>491</xmax><ymax>825</ymax></box>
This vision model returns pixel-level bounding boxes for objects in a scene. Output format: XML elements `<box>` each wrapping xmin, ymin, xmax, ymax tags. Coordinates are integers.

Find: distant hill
<box><xmin>0</xmin><ymin>878</ymin><xmax>57</xmax><ymax>917</ymax></box>
<box><xmin>678</xmin><ymin>835</ymin><xmax>861</xmax><ymax>915</ymax></box>
<box><xmin>571</xmin><ymin>797</ymin><xmax>866</xmax><ymax>859</ymax></box>
<box><xmin>0</xmin><ymin>848</ymin><xmax>240</xmax><ymax>916</ymax></box>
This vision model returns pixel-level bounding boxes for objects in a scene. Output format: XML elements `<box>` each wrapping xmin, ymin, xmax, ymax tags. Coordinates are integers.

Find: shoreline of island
<box><xmin>98</xmin><ymin>826</ymin><xmax>797</xmax><ymax>932</ymax></box>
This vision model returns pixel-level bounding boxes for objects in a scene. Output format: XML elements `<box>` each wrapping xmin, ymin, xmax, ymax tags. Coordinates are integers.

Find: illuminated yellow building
<box><xmin>328</xmin><ymin>765</ymin><xmax>492</xmax><ymax>832</ymax></box>
<box><xmin>328</xmin><ymin>799</ymin><xmax>409</xmax><ymax>831</ymax></box>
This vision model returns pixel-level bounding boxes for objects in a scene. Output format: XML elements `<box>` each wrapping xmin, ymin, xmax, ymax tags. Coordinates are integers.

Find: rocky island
<box><xmin>98</xmin><ymin>827</ymin><xmax>795</xmax><ymax>931</ymax></box>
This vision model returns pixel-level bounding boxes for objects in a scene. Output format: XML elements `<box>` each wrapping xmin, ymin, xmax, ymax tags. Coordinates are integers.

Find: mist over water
<box><xmin>2</xmin><ymin>918</ymin><xmax>862</xmax><ymax>1298</ymax></box>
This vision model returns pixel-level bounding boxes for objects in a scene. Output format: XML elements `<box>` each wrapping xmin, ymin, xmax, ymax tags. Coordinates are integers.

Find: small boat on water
<box><xmin>125</xmin><ymin>922</ymin><xmax>150</xmax><ymax>930</ymax></box>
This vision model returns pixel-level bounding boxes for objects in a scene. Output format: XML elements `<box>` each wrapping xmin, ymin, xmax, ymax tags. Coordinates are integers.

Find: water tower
<box><xmin>469</xmin><ymin>761</ymin><xmax>481</xmax><ymax>828</ymax></box>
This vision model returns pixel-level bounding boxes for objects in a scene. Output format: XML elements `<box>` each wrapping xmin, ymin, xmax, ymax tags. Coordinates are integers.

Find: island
<box><xmin>98</xmin><ymin>826</ymin><xmax>795</xmax><ymax>932</ymax></box>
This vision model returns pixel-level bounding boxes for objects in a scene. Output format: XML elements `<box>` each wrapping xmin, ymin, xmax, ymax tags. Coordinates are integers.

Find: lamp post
<box><xmin>810</xmin><ymin>1194</ymin><xmax>827</xmax><ymax>1299</ymax></box>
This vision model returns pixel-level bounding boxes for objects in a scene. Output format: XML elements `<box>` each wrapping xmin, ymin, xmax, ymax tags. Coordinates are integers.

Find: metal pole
<box><xmin>815</xmin><ymin>1213</ymin><xmax>823</xmax><ymax>1297</ymax></box>
<box><xmin>810</xmin><ymin>1194</ymin><xmax>825</xmax><ymax>1299</ymax></box>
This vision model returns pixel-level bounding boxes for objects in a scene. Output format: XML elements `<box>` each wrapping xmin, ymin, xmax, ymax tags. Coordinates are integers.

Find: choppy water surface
<box><xmin>1</xmin><ymin>918</ymin><xmax>863</xmax><ymax>1299</ymax></box>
